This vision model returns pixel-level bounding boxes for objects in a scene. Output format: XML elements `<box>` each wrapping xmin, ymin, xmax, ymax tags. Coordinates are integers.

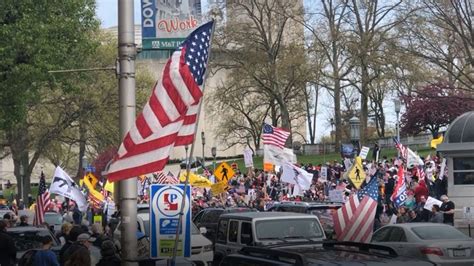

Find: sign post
<box><xmin>150</xmin><ymin>184</ymin><xmax>191</xmax><ymax>259</ymax></box>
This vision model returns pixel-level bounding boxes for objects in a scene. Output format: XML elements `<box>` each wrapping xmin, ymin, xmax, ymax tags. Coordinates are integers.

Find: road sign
<box><xmin>214</xmin><ymin>162</ymin><xmax>235</xmax><ymax>183</ymax></box>
<box><xmin>150</xmin><ymin>184</ymin><xmax>191</xmax><ymax>259</ymax></box>
<box><xmin>347</xmin><ymin>156</ymin><xmax>365</xmax><ymax>189</ymax></box>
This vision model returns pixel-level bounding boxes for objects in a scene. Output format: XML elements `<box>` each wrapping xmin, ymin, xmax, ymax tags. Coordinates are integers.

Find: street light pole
<box><xmin>117</xmin><ymin>0</ymin><xmax>137</xmax><ymax>264</ymax></box>
<box><xmin>394</xmin><ymin>99</ymin><xmax>401</xmax><ymax>158</ymax></box>
<box><xmin>19</xmin><ymin>165</ymin><xmax>24</xmax><ymax>202</ymax></box>
<box><xmin>211</xmin><ymin>147</ymin><xmax>216</xmax><ymax>171</ymax></box>
<box><xmin>201</xmin><ymin>132</ymin><xmax>205</xmax><ymax>169</ymax></box>
<box><xmin>349</xmin><ymin>116</ymin><xmax>361</xmax><ymax>156</ymax></box>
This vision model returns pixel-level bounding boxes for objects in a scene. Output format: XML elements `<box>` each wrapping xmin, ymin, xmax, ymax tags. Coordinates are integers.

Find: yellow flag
<box><xmin>211</xmin><ymin>181</ymin><xmax>229</xmax><ymax>194</ymax></box>
<box><xmin>431</xmin><ymin>135</ymin><xmax>443</xmax><ymax>149</ymax></box>
<box><xmin>179</xmin><ymin>171</ymin><xmax>213</xmax><ymax>188</ymax></box>
<box><xmin>104</xmin><ymin>180</ymin><xmax>114</xmax><ymax>194</ymax></box>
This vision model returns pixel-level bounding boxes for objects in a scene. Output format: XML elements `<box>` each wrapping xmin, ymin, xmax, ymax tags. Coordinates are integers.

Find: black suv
<box><xmin>193</xmin><ymin>207</ymin><xmax>256</xmax><ymax>241</ymax></box>
<box><xmin>220</xmin><ymin>242</ymin><xmax>435</xmax><ymax>266</ymax></box>
<box><xmin>267</xmin><ymin>201</ymin><xmax>342</xmax><ymax>238</ymax></box>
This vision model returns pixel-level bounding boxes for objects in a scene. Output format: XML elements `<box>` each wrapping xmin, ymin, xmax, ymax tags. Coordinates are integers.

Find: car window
<box><xmin>202</xmin><ymin>210</ymin><xmax>223</xmax><ymax>223</ymax></box>
<box><xmin>389</xmin><ymin>227</ymin><xmax>407</xmax><ymax>242</ymax></box>
<box><xmin>228</xmin><ymin>220</ymin><xmax>239</xmax><ymax>243</ymax></box>
<box><xmin>411</xmin><ymin>226</ymin><xmax>470</xmax><ymax>240</ymax></box>
<box><xmin>142</xmin><ymin>220</ymin><xmax>150</xmax><ymax>236</ymax></box>
<box><xmin>8</xmin><ymin>230</ymin><xmax>57</xmax><ymax>251</ymax></box>
<box><xmin>44</xmin><ymin>214</ymin><xmax>62</xmax><ymax>225</ymax></box>
<box><xmin>280</xmin><ymin>206</ymin><xmax>305</xmax><ymax>213</ymax></box>
<box><xmin>193</xmin><ymin>211</ymin><xmax>204</xmax><ymax>223</ymax></box>
<box><xmin>217</xmin><ymin>219</ymin><xmax>228</xmax><ymax>243</ymax></box>
<box><xmin>255</xmin><ymin>218</ymin><xmax>323</xmax><ymax>240</ymax></box>
<box><xmin>240</xmin><ymin>222</ymin><xmax>253</xmax><ymax>245</ymax></box>
<box><xmin>372</xmin><ymin>227</ymin><xmax>392</xmax><ymax>242</ymax></box>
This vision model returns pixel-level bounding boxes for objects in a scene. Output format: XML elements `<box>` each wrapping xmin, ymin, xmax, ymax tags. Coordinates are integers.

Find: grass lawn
<box><xmin>1</xmin><ymin>186</ymin><xmax>39</xmax><ymax>201</ymax></box>
<box><xmin>227</xmin><ymin>147</ymin><xmax>434</xmax><ymax>171</ymax></box>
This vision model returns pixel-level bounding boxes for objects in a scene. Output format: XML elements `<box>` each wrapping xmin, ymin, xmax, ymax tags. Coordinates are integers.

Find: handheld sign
<box><xmin>359</xmin><ymin>146</ymin><xmax>370</xmax><ymax>160</ymax></box>
<box><xmin>347</xmin><ymin>157</ymin><xmax>366</xmax><ymax>189</ymax></box>
<box><xmin>214</xmin><ymin>162</ymin><xmax>235</xmax><ymax>183</ymax></box>
<box><xmin>150</xmin><ymin>184</ymin><xmax>191</xmax><ymax>259</ymax></box>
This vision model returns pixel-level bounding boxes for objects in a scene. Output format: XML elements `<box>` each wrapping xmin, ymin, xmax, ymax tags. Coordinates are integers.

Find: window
<box><xmin>371</xmin><ymin>227</ymin><xmax>392</xmax><ymax>242</ymax></box>
<box><xmin>202</xmin><ymin>210</ymin><xmax>223</xmax><ymax>223</ymax></box>
<box><xmin>453</xmin><ymin>157</ymin><xmax>474</xmax><ymax>185</ymax></box>
<box><xmin>388</xmin><ymin>228</ymin><xmax>407</xmax><ymax>242</ymax></box>
<box><xmin>240</xmin><ymin>222</ymin><xmax>253</xmax><ymax>245</ymax></box>
<box><xmin>193</xmin><ymin>211</ymin><xmax>204</xmax><ymax>223</ymax></box>
<box><xmin>228</xmin><ymin>221</ymin><xmax>239</xmax><ymax>243</ymax></box>
<box><xmin>217</xmin><ymin>219</ymin><xmax>228</xmax><ymax>243</ymax></box>
<box><xmin>411</xmin><ymin>226</ymin><xmax>470</xmax><ymax>240</ymax></box>
<box><xmin>255</xmin><ymin>218</ymin><xmax>323</xmax><ymax>240</ymax></box>
<box><xmin>280</xmin><ymin>206</ymin><xmax>305</xmax><ymax>213</ymax></box>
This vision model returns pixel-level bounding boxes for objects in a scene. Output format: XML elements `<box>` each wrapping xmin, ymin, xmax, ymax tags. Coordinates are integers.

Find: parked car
<box><xmin>114</xmin><ymin>210</ymin><xmax>213</xmax><ymax>266</ymax></box>
<box><xmin>6</xmin><ymin>226</ymin><xmax>61</xmax><ymax>261</ymax></box>
<box><xmin>220</xmin><ymin>241</ymin><xmax>435</xmax><ymax>265</ymax></box>
<box><xmin>371</xmin><ymin>223</ymin><xmax>474</xmax><ymax>265</ymax></box>
<box><xmin>213</xmin><ymin>212</ymin><xmax>325</xmax><ymax>265</ymax></box>
<box><xmin>267</xmin><ymin>201</ymin><xmax>342</xmax><ymax>237</ymax></box>
<box><xmin>193</xmin><ymin>207</ymin><xmax>256</xmax><ymax>241</ymax></box>
<box><xmin>44</xmin><ymin>211</ymin><xmax>63</xmax><ymax>233</ymax></box>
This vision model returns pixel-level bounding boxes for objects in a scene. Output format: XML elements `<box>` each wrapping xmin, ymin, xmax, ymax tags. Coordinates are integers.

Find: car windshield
<box><xmin>44</xmin><ymin>213</ymin><xmax>62</xmax><ymax>225</ymax></box>
<box><xmin>411</xmin><ymin>226</ymin><xmax>470</xmax><ymax>240</ymax></box>
<box><xmin>191</xmin><ymin>223</ymin><xmax>200</xmax><ymax>235</ymax></box>
<box><xmin>8</xmin><ymin>230</ymin><xmax>58</xmax><ymax>251</ymax></box>
<box><xmin>256</xmin><ymin>218</ymin><xmax>323</xmax><ymax>240</ymax></box>
<box><xmin>142</xmin><ymin>220</ymin><xmax>150</xmax><ymax>236</ymax></box>
<box><xmin>309</xmin><ymin>207</ymin><xmax>339</xmax><ymax>231</ymax></box>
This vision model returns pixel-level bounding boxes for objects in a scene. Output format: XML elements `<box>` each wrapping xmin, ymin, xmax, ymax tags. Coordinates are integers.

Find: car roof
<box><xmin>380</xmin><ymin>223</ymin><xmax>453</xmax><ymax>229</ymax></box>
<box><xmin>274</xmin><ymin>201</ymin><xmax>342</xmax><ymax>207</ymax></box>
<box><xmin>220</xmin><ymin>212</ymin><xmax>315</xmax><ymax>220</ymax></box>
<box><xmin>7</xmin><ymin>226</ymin><xmax>50</xmax><ymax>232</ymax></box>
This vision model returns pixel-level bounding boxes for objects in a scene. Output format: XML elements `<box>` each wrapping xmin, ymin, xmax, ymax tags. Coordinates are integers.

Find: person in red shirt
<box><xmin>414</xmin><ymin>179</ymin><xmax>429</xmax><ymax>203</ymax></box>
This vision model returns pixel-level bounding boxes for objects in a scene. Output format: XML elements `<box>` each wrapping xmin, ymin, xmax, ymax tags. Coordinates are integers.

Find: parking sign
<box><xmin>150</xmin><ymin>184</ymin><xmax>191</xmax><ymax>258</ymax></box>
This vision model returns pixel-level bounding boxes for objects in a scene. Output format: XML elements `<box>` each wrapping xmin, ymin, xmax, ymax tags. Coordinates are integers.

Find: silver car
<box><xmin>371</xmin><ymin>223</ymin><xmax>474</xmax><ymax>265</ymax></box>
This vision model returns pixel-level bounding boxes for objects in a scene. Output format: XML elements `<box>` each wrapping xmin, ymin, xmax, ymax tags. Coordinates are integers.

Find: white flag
<box><xmin>49</xmin><ymin>166</ymin><xmax>87</xmax><ymax>212</ymax></box>
<box><xmin>264</xmin><ymin>145</ymin><xmax>296</xmax><ymax>165</ymax></box>
<box><xmin>281</xmin><ymin>163</ymin><xmax>313</xmax><ymax>190</ymax></box>
<box><xmin>407</xmin><ymin>148</ymin><xmax>424</xmax><ymax>166</ymax></box>
<box><xmin>243</xmin><ymin>147</ymin><xmax>254</xmax><ymax>168</ymax></box>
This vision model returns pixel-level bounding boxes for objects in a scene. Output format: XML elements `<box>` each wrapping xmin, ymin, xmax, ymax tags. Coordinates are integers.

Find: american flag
<box><xmin>393</xmin><ymin>137</ymin><xmax>408</xmax><ymax>160</ymax></box>
<box><xmin>107</xmin><ymin>21</ymin><xmax>214</xmax><ymax>182</ymax></box>
<box><xmin>262</xmin><ymin>123</ymin><xmax>290</xmax><ymax>148</ymax></box>
<box><xmin>155</xmin><ymin>171</ymin><xmax>179</xmax><ymax>184</ymax></box>
<box><xmin>415</xmin><ymin>166</ymin><xmax>426</xmax><ymax>181</ymax></box>
<box><xmin>88</xmin><ymin>192</ymin><xmax>103</xmax><ymax>210</ymax></box>
<box><xmin>333</xmin><ymin>177</ymin><xmax>378</xmax><ymax>243</ymax></box>
<box><xmin>34</xmin><ymin>172</ymin><xmax>51</xmax><ymax>226</ymax></box>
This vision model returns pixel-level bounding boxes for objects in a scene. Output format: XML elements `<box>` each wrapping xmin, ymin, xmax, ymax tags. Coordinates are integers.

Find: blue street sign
<box><xmin>150</xmin><ymin>184</ymin><xmax>191</xmax><ymax>258</ymax></box>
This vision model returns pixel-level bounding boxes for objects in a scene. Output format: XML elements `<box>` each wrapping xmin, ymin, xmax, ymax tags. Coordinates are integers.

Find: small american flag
<box><xmin>262</xmin><ymin>123</ymin><xmax>290</xmax><ymax>148</ymax></box>
<box><xmin>34</xmin><ymin>172</ymin><xmax>51</xmax><ymax>226</ymax></box>
<box><xmin>155</xmin><ymin>171</ymin><xmax>179</xmax><ymax>184</ymax></box>
<box><xmin>393</xmin><ymin>137</ymin><xmax>408</xmax><ymax>159</ymax></box>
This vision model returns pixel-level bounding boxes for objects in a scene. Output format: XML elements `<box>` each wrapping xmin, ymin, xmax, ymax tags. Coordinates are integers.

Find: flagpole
<box><xmin>171</xmin><ymin>20</ymin><xmax>216</xmax><ymax>265</ymax></box>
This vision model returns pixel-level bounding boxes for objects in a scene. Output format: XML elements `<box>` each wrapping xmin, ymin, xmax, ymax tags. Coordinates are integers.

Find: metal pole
<box><xmin>19</xmin><ymin>164</ymin><xmax>24</xmax><ymax>202</ymax></box>
<box><xmin>396</xmin><ymin>112</ymin><xmax>400</xmax><ymax>158</ymax></box>
<box><xmin>118</xmin><ymin>0</ymin><xmax>137</xmax><ymax>265</ymax></box>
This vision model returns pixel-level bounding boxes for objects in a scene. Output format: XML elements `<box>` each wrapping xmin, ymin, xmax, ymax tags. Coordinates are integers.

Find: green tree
<box><xmin>0</xmin><ymin>0</ymin><xmax>99</xmax><ymax>204</ymax></box>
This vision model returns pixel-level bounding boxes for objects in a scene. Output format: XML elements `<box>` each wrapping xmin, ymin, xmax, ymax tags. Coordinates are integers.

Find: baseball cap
<box><xmin>77</xmin><ymin>233</ymin><xmax>96</xmax><ymax>242</ymax></box>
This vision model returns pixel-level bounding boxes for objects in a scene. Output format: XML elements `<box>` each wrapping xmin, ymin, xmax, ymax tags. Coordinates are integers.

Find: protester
<box><xmin>408</xmin><ymin>209</ymin><xmax>422</xmax><ymax>223</ymax></box>
<box><xmin>414</xmin><ymin>196</ymin><xmax>431</xmax><ymax>222</ymax></box>
<box><xmin>96</xmin><ymin>240</ymin><xmax>121</xmax><ymax>266</ymax></box>
<box><xmin>63</xmin><ymin>233</ymin><xmax>94</xmax><ymax>266</ymax></box>
<box><xmin>396</xmin><ymin>206</ymin><xmax>410</xmax><ymax>224</ymax></box>
<box><xmin>430</xmin><ymin>204</ymin><xmax>444</xmax><ymax>223</ymax></box>
<box><xmin>33</xmin><ymin>235</ymin><xmax>60</xmax><ymax>266</ymax></box>
<box><xmin>91</xmin><ymin>223</ymin><xmax>108</xmax><ymax>248</ymax></box>
<box><xmin>59</xmin><ymin>225</ymin><xmax>84</xmax><ymax>265</ymax></box>
<box><xmin>19</xmin><ymin>215</ymin><xmax>29</xmax><ymax>226</ymax></box>
<box><xmin>440</xmin><ymin>195</ymin><xmax>455</xmax><ymax>225</ymax></box>
<box><xmin>0</xmin><ymin>220</ymin><xmax>16</xmax><ymax>266</ymax></box>
<box><xmin>57</xmin><ymin>222</ymin><xmax>73</xmax><ymax>246</ymax></box>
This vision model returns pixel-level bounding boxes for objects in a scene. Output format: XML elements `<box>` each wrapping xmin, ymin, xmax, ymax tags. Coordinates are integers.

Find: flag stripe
<box><xmin>176</xmin><ymin>49</ymin><xmax>203</xmax><ymax>104</ymax></box>
<box><xmin>340</xmin><ymin>196</ymin><xmax>377</xmax><ymax>242</ymax></box>
<box><xmin>109</xmin><ymin>156</ymin><xmax>170</xmax><ymax>182</ymax></box>
<box><xmin>262</xmin><ymin>124</ymin><xmax>290</xmax><ymax>148</ymax></box>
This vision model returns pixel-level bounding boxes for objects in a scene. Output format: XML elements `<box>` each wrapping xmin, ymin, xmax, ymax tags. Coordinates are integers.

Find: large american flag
<box><xmin>333</xmin><ymin>177</ymin><xmax>378</xmax><ymax>243</ymax></box>
<box><xmin>34</xmin><ymin>172</ymin><xmax>51</xmax><ymax>226</ymax></box>
<box><xmin>262</xmin><ymin>123</ymin><xmax>290</xmax><ymax>148</ymax></box>
<box><xmin>107</xmin><ymin>21</ymin><xmax>214</xmax><ymax>182</ymax></box>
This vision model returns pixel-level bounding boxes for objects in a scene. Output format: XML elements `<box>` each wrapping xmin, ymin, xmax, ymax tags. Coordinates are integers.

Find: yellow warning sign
<box><xmin>347</xmin><ymin>156</ymin><xmax>366</xmax><ymax>189</ymax></box>
<box><xmin>214</xmin><ymin>162</ymin><xmax>235</xmax><ymax>183</ymax></box>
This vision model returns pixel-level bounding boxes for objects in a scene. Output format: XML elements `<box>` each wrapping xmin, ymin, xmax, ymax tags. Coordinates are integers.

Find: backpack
<box><xmin>18</xmin><ymin>249</ymin><xmax>38</xmax><ymax>266</ymax></box>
